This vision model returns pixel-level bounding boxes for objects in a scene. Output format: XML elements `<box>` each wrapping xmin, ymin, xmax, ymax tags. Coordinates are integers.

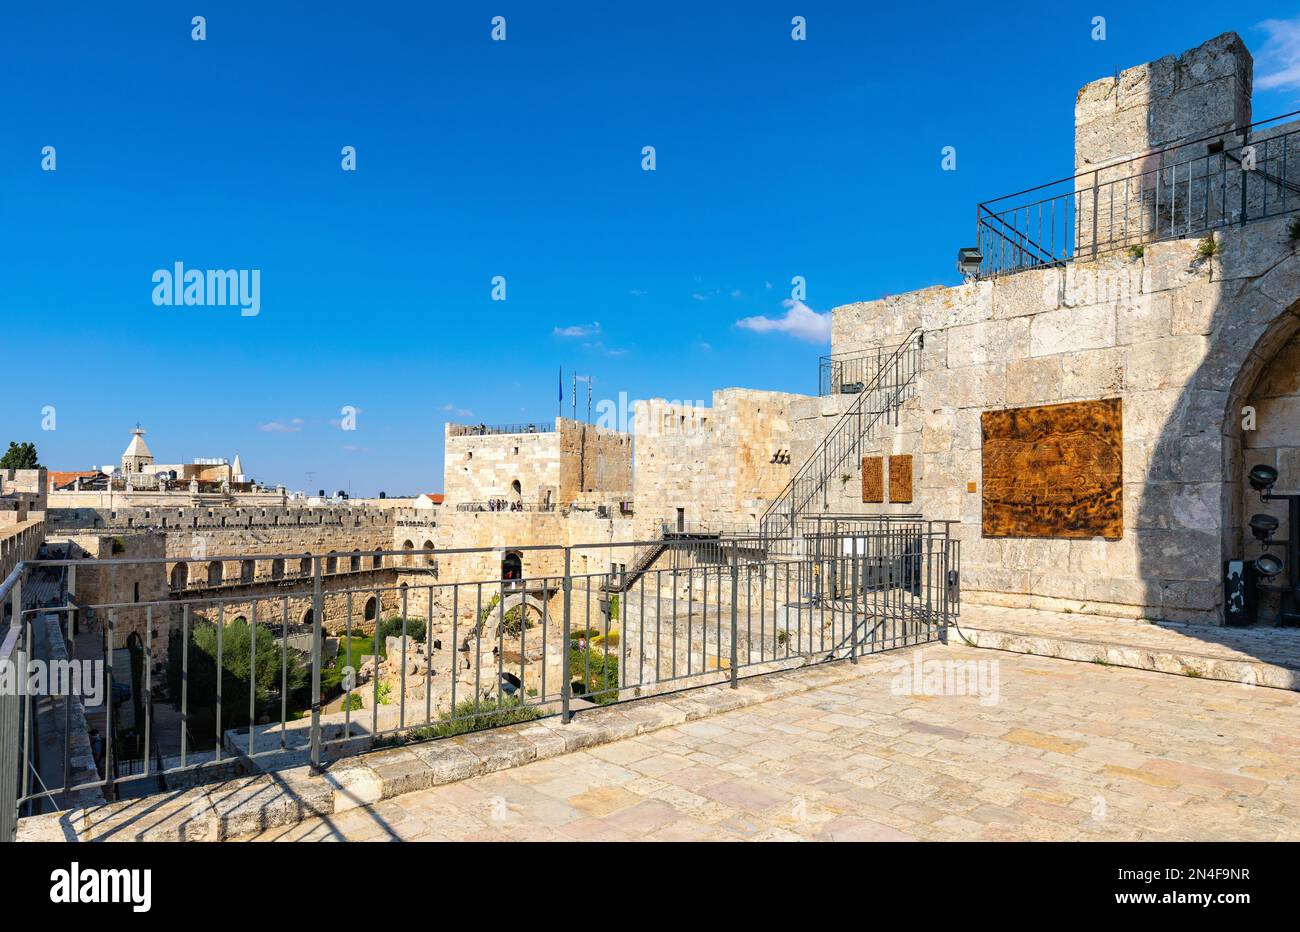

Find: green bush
<box><xmin>377</xmin><ymin>616</ymin><xmax>425</xmax><ymax>643</ymax></box>
<box><xmin>341</xmin><ymin>693</ymin><xmax>363</xmax><ymax>712</ymax></box>
<box><xmin>166</xmin><ymin>617</ymin><xmax>311</xmax><ymax>738</ymax></box>
<box><xmin>570</xmin><ymin>645</ymin><xmax>618</xmax><ymax>705</ymax></box>
<box><xmin>608</xmin><ymin>594</ymin><xmax>620</xmax><ymax>621</ymax></box>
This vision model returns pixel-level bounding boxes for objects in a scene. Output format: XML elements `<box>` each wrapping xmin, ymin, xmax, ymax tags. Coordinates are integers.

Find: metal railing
<box><xmin>819</xmin><ymin>338</ymin><xmax>913</xmax><ymax>397</ymax></box>
<box><xmin>455</xmin><ymin>501</ymin><xmax>558</xmax><ymax>513</ymax></box>
<box><xmin>762</xmin><ymin>330</ymin><xmax>923</xmax><ymax>541</ymax></box>
<box><xmin>447</xmin><ymin>422</ymin><xmax>556</xmax><ymax>437</ymax></box>
<box><xmin>1</xmin><ymin>525</ymin><xmax>957</xmax><ymax>835</ymax></box>
<box><xmin>977</xmin><ymin>112</ymin><xmax>1300</xmax><ymax>278</ymax></box>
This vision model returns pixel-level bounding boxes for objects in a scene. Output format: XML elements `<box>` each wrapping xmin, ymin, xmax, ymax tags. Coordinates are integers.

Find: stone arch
<box><xmin>422</xmin><ymin>540</ymin><xmax>435</xmax><ymax>566</ymax></box>
<box><xmin>301</xmin><ymin>607</ymin><xmax>314</xmax><ymax>626</ymax></box>
<box><xmin>364</xmin><ymin>596</ymin><xmax>378</xmax><ymax>623</ymax></box>
<box><xmin>502</xmin><ymin>550</ymin><xmax>523</xmax><ymax>582</ymax></box>
<box><xmin>170</xmin><ymin>563</ymin><xmax>188</xmax><ymax>590</ymax></box>
<box><xmin>510</xmin><ymin>479</ymin><xmax>522</xmax><ymax>499</ymax></box>
<box><xmin>350</xmin><ymin>550</ymin><xmax>361</xmax><ymax>571</ymax></box>
<box><xmin>1132</xmin><ymin>246</ymin><xmax>1300</xmax><ymax>627</ymax></box>
<box><xmin>271</xmin><ymin>558</ymin><xmax>285</xmax><ymax>580</ymax></box>
<box><xmin>402</xmin><ymin>539</ymin><xmax>415</xmax><ymax>567</ymax></box>
<box><xmin>207</xmin><ymin>561</ymin><xmax>223</xmax><ymax>586</ymax></box>
<box><xmin>372</xmin><ymin>550</ymin><xmax>383</xmax><ymax>568</ymax></box>
<box><xmin>240</xmin><ymin>559</ymin><xmax>255</xmax><ymax>583</ymax></box>
<box><xmin>300</xmin><ymin>554</ymin><xmax>312</xmax><ymax>575</ymax></box>
<box><xmin>326</xmin><ymin>551</ymin><xmax>338</xmax><ymax>574</ymax></box>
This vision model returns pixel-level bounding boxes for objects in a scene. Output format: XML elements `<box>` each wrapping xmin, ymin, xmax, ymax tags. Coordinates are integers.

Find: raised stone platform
<box><xmin>956</xmin><ymin>603</ymin><xmax>1300</xmax><ymax>690</ymax></box>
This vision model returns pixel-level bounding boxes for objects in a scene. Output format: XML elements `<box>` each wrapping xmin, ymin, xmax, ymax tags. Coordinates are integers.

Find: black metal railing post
<box><xmin>729</xmin><ymin>540</ymin><xmax>739</xmax><ymax>688</ymax></box>
<box><xmin>309</xmin><ymin>556</ymin><xmax>323</xmax><ymax>770</ymax></box>
<box><xmin>561</xmin><ymin>547</ymin><xmax>572</xmax><ymax>723</ymax></box>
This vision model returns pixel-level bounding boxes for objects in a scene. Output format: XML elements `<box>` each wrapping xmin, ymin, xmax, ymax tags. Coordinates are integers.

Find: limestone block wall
<box><xmin>632</xmin><ymin>388</ymin><xmax>808</xmax><ymax>538</ymax></box>
<box><xmin>817</xmin><ymin>211</ymin><xmax>1300</xmax><ymax>623</ymax></box>
<box><xmin>68</xmin><ymin>533</ymin><xmax>176</xmax><ymax>651</ymax></box>
<box><xmin>443</xmin><ymin>426</ymin><xmax>563</xmax><ymax>506</ymax></box>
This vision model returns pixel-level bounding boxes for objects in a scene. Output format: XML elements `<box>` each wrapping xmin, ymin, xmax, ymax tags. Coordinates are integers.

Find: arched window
<box><xmin>372</xmin><ymin>550</ymin><xmax>383</xmax><ymax>568</ymax></box>
<box><xmin>208</xmin><ymin>562</ymin><xmax>223</xmax><ymax>586</ymax></box>
<box><xmin>271</xmin><ymin>558</ymin><xmax>284</xmax><ymax>580</ymax></box>
<box><xmin>301</xmin><ymin>608</ymin><xmax>314</xmax><ymax>626</ymax></box>
<box><xmin>171</xmin><ymin>563</ymin><xmax>188</xmax><ymax>590</ymax></box>
<box><xmin>364</xmin><ymin>596</ymin><xmax>378</xmax><ymax>622</ymax></box>
<box><xmin>402</xmin><ymin>540</ymin><xmax>414</xmax><ymax>567</ymax></box>
<box><xmin>502</xmin><ymin>550</ymin><xmax>522</xmax><ymax>582</ymax></box>
<box><xmin>326</xmin><ymin>551</ymin><xmax>338</xmax><ymax>574</ymax></box>
<box><xmin>299</xmin><ymin>554</ymin><xmax>311</xmax><ymax>575</ymax></box>
<box><xmin>240</xmin><ymin>559</ymin><xmax>255</xmax><ymax>583</ymax></box>
<box><xmin>350</xmin><ymin>550</ymin><xmax>361</xmax><ymax>571</ymax></box>
<box><xmin>422</xmin><ymin>540</ymin><xmax>435</xmax><ymax>566</ymax></box>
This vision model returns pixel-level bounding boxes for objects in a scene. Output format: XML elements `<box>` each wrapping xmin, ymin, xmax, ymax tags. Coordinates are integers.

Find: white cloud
<box><xmin>1257</xmin><ymin>16</ymin><xmax>1300</xmax><ymax>91</ymax></box>
<box><xmin>554</xmin><ymin>321</ymin><xmax>601</xmax><ymax>338</ymax></box>
<box><xmin>259</xmin><ymin>418</ymin><xmax>304</xmax><ymax>433</ymax></box>
<box><xmin>440</xmin><ymin>403</ymin><xmax>474</xmax><ymax>417</ymax></box>
<box><xmin>735</xmin><ymin>299</ymin><xmax>831</xmax><ymax>343</ymax></box>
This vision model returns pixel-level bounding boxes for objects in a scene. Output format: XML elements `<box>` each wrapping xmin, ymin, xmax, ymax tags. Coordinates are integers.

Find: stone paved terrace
<box><xmin>957</xmin><ymin>604</ymin><xmax>1300</xmax><ymax>690</ymax></box>
<box><xmin>241</xmin><ymin>646</ymin><xmax>1300</xmax><ymax>841</ymax></box>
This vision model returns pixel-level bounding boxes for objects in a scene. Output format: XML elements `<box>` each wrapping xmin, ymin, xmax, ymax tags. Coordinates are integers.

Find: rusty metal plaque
<box><xmin>861</xmin><ymin>456</ymin><xmax>884</xmax><ymax>503</ymax></box>
<box><xmin>981</xmin><ymin>398</ymin><xmax>1123</xmax><ymax>540</ymax></box>
<box><xmin>888</xmin><ymin>455</ymin><xmax>913</xmax><ymax>503</ymax></box>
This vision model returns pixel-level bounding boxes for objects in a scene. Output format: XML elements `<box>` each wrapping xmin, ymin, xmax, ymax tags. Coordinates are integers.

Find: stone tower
<box><xmin>121</xmin><ymin>426</ymin><xmax>154</xmax><ymax>475</ymax></box>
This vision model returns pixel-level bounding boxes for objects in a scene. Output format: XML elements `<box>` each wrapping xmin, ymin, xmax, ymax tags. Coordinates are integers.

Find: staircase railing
<box><xmin>761</xmin><ymin>329</ymin><xmax>923</xmax><ymax>543</ymax></box>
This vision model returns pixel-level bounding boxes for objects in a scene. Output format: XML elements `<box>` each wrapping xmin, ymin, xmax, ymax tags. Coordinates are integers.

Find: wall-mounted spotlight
<box><xmin>1249</xmin><ymin>464</ymin><xmax>1279</xmax><ymax>493</ymax></box>
<box><xmin>1250</xmin><ymin>513</ymin><xmax>1280</xmax><ymax>542</ymax></box>
<box><xmin>1256</xmin><ymin>553</ymin><xmax>1285</xmax><ymax>579</ymax></box>
<box><xmin>956</xmin><ymin>247</ymin><xmax>983</xmax><ymax>278</ymax></box>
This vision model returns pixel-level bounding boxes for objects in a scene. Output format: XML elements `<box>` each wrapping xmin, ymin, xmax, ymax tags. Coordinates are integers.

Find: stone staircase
<box><xmin>761</xmin><ymin>329</ymin><xmax>924</xmax><ymax>542</ymax></box>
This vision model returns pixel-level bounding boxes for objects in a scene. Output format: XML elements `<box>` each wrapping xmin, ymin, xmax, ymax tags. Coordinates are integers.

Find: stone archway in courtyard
<box><xmin>1132</xmin><ymin>238</ymin><xmax>1300</xmax><ymax>628</ymax></box>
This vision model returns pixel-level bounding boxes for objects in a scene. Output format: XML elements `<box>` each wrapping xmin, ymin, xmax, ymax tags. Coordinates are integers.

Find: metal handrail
<box><xmin>763</xmin><ymin>330</ymin><xmax>922</xmax><ymax>539</ymax></box>
<box><xmin>976</xmin><ymin>111</ymin><xmax>1300</xmax><ymax>278</ymax></box>
<box><xmin>447</xmin><ymin>422</ymin><xmax>555</xmax><ymax>437</ymax></box>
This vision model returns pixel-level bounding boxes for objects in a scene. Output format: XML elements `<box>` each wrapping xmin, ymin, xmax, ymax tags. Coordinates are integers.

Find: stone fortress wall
<box><xmin>787</xmin><ymin>33</ymin><xmax>1300</xmax><ymax>624</ymax></box>
<box><xmin>632</xmin><ymin>389</ymin><xmax>805</xmax><ymax>540</ymax></box>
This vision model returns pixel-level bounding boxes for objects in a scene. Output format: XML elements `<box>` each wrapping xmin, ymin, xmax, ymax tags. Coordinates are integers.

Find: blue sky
<box><xmin>4</xmin><ymin>3</ymin><xmax>1299</xmax><ymax>495</ymax></box>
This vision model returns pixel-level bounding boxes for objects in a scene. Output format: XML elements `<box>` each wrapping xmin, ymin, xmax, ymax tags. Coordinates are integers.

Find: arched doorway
<box><xmin>207</xmin><ymin>561</ymin><xmax>223</xmax><ymax>586</ymax></box>
<box><xmin>326</xmin><ymin>551</ymin><xmax>338</xmax><ymax>574</ymax></box>
<box><xmin>350</xmin><ymin>550</ymin><xmax>361</xmax><ymax>571</ymax></box>
<box><xmin>423</xmin><ymin>540</ymin><xmax>435</xmax><ymax>566</ymax></box>
<box><xmin>170</xmin><ymin>563</ymin><xmax>188</xmax><ymax>590</ymax></box>
<box><xmin>1232</xmin><ymin>309</ymin><xmax>1300</xmax><ymax>624</ymax></box>
<box><xmin>402</xmin><ymin>539</ymin><xmax>414</xmax><ymax>567</ymax></box>
<box><xmin>271</xmin><ymin>558</ymin><xmax>285</xmax><ymax>580</ymax></box>
<box><xmin>364</xmin><ymin>596</ymin><xmax>378</xmax><ymax>623</ymax></box>
<box><xmin>300</xmin><ymin>554</ymin><xmax>312</xmax><ymax>575</ymax></box>
<box><xmin>301</xmin><ymin>608</ymin><xmax>314</xmax><ymax>627</ymax></box>
<box><xmin>240</xmin><ymin>559</ymin><xmax>255</xmax><ymax>583</ymax></box>
<box><xmin>502</xmin><ymin>550</ymin><xmax>522</xmax><ymax>583</ymax></box>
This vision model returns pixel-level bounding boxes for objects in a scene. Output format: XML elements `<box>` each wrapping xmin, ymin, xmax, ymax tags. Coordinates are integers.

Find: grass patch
<box><xmin>336</xmin><ymin>634</ymin><xmax>384</xmax><ymax>669</ymax></box>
